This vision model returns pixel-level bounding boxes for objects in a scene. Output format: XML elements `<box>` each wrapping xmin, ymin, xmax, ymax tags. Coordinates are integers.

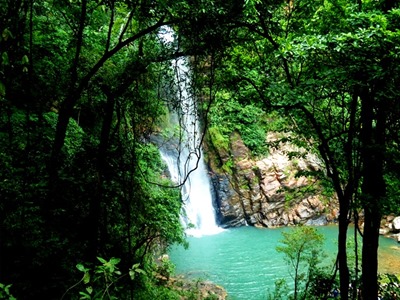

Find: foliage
<box><xmin>62</xmin><ymin>256</ymin><xmax>191</xmax><ymax>300</ymax></box>
<box><xmin>268</xmin><ymin>268</ymin><xmax>339</xmax><ymax>300</ymax></box>
<box><xmin>2</xmin><ymin>0</ymin><xmax>400</xmax><ymax>299</ymax></box>
<box><xmin>208</xmin><ymin>94</ymin><xmax>268</xmax><ymax>156</ymax></box>
<box><xmin>0</xmin><ymin>0</ymin><xmax>219</xmax><ymax>297</ymax></box>
<box><xmin>214</xmin><ymin>0</ymin><xmax>400</xmax><ymax>298</ymax></box>
<box><xmin>156</xmin><ymin>255</ymin><xmax>176</xmax><ymax>282</ymax></box>
<box><xmin>267</xmin><ymin>278</ymin><xmax>290</xmax><ymax>300</ymax></box>
<box><xmin>276</xmin><ymin>226</ymin><xmax>325</xmax><ymax>300</ymax></box>
<box><xmin>0</xmin><ymin>283</ymin><xmax>16</xmax><ymax>300</ymax></box>
<box><xmin>378</xmin><ymin>274</ymin><xmax>400</xmax><ymax>299</ymax></box>
<box><xmin>308</xmin><ymin>269</ymin><xmax>339</xmax><ymax>300</ymax></box>
<box><xmin>62</xmin><ymin>257</ymin><xmax>129</xmax><ymax>300</ymax></box>
<box><xmin>208</xmin><ymin>127</ymin><xmax>229</xmax><ymax>156</ymax></box>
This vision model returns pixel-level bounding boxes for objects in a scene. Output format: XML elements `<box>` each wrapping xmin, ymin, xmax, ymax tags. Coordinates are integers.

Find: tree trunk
<box><xmin>87</xmin><ymin>88</ymin><xmax>116</xmax><ymax>260</ymax></box>
<box><xmin>361</xmin><ymin>207</ymin><xmax>381</xmax><ymax>300</ymax></box>
<box><xmin>48</xmin><ymin>0</ymin><xmax>87</xmax><ymax>182</ymax></box>
<box><xmin>360</xmin><ymin>91</ymin><xmax>386</xmax><ymax>300</ymax></box>
<box><xmin>338</xmin><ymin>198</ymin><xmax>350</xmax><ymax>300</ymax></box>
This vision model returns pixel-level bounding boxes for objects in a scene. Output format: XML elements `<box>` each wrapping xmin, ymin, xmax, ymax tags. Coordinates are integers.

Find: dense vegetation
<box><xmin>206</xmin><ymin>1</ymin><xmax>400</xmax><ymax>299</ymax></box>
<box><xmin>1</xmin><ymin>0</ymin><xmax>400</xmax><ymax>299</ymax></box>
<box><xmin>0</xmin><ymin>0</ymin><xmax>213</xmax><ymax>298</ymax></box>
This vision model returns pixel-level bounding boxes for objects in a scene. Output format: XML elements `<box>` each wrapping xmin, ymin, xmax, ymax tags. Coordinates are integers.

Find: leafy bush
<box><xmin>208</xmin><ymin>94</ymin><xmax>268</xmax><ymax>156</ymax></box>
<box><xmin>276</xmin><ymin>226</ymin><xmax>325</xmax><ymax>300</ymax></box>
<box><xmin>378</xmin><ymin>274</ymin><xmax>400</xmax><ymax>299</ymax></box>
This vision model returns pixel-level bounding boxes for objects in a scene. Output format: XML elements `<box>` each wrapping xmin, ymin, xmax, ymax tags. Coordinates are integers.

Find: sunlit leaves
<box><xmin>129</xmin><ymin>263</ymin><xmax>145</xmax><ymax>280</ymax></box>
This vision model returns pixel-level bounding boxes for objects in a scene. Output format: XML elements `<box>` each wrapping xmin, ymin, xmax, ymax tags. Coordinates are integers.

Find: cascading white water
<box><xmin>159</xmin><ymin>27</ymin><xmax>223</xmax><ymax>237</ymax></box>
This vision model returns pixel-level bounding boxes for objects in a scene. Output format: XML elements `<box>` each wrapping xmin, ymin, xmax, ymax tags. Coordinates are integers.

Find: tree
<box><xmin>1</xmin><ymin>0</ymin><xmax>246</xmax><ymax>297</ymax></box>
<box><xmin>276</xmin><ymin>226</ymin><xmax>325</xmax><ymax>300</ymax></box>
<box><xmin>211</xmin><ymin>1</ymin><xmax>400</xmax><ymax>299</ymax></box>
<box><xmin>212</xmin><ymin>1</ymin><xmax>358</xmax><ymax>297</ymax></box>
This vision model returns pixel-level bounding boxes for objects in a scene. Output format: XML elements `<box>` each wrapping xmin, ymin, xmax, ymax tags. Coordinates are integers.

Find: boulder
<box><xmin>296</xmin><ymin>203</ymin><xmax>313</xmax><ymax>219</ymax></box>
<box><xmin>386</xmin><ymin>214</ymin><xmax>395</xmax><ymax>222</ymax></box>
<box><xmin>379</xmin><ymin>228</ymin><xmax>390</xmax><ymax>235</ymax></box>
<box><xmin>305</xmin><ymin>216</ymin><xmax>328</xmax><ymax>226</ymax></box>
<box><xmin>392</xmin><ymin>216</ymin><xmax>400</xmax><ymax>231</ymax></box>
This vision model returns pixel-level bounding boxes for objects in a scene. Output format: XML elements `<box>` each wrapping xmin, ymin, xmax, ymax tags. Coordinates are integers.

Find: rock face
<box><xmin>208</xmin><ymin>132</ymin><xmax>338</xmax><ymax>228</ymax></box>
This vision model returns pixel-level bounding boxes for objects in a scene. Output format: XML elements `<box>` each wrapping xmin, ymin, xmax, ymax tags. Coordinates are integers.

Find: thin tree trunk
<box><xmin>87</xmin><ymin>87</ymin><xmax>116</xmax><ymax>260</ymax></box>
<box><xmin>338</xmin><ymin>198</ymin><xmax>350</xmax><ymax>300</ymax></box>
<box><xmin>48</xmin><ymin>0</ymin><xmax>87</xmax><ymax>182</ymax></box>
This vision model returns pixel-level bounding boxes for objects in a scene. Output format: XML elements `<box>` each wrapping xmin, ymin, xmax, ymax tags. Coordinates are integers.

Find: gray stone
<box><xmin>305</xmin><ymin>215</ymin><xmax>328</xmax><ymax>226</ymax></box>
<box><xmin>296</xmin><ymin>204</ymin><xmax>313</xmax><ymax>219</ymax></box>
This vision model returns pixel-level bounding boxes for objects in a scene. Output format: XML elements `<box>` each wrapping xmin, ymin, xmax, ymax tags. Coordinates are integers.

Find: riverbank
<box><xmin>167</xmin><ymin>276</ymin><xmax>227</xmax><ymax>300</ymax></box>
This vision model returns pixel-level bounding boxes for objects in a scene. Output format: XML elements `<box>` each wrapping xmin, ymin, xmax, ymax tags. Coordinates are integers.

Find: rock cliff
<box><xmin>207</xmin><ymin>131</ymin><xmax>339</xmax><ymax>228</ymax></box>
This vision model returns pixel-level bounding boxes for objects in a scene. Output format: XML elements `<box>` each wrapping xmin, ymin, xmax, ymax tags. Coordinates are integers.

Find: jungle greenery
<box><xmin>205</xmin><ymin>1</ymin><xmax>400</xmax><ymax>299</ymax></box>
<box><xmin>1</xmin><ymin>0</ymin><xmax>400</xmax><ymax>299</ymax></box>
<box><xmin>276</xmin><ymin>227</ymin><xmax>326</xmax><ymax>300</ymax></box>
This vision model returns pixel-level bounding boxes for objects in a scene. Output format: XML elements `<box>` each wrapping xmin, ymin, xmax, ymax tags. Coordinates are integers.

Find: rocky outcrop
<box><xmin>380</xmin><ymin>215</ymin><xmax>400</xmax><ymax>242</ymax></box>
<box><xmin>156</xmin><ymin>255</ymin><xmax>228</xmax><ymax>299</ymax></box>
<box><xmin>209</xmin><ymin>132</ymin><xmax>339</xmax><ymax>228</ymax></box>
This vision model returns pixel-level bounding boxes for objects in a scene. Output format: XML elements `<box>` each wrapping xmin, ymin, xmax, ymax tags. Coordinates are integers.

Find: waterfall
<box><xmin>159</xmin><ymin>27</ymin><xmax>223</xmax><ymax>237</ymax></box>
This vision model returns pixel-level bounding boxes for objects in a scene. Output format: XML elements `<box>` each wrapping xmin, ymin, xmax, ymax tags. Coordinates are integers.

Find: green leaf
<box><xmin>136</xmin><ymin>268</ymin><xmax>145</xmax><ymax>274</ymax></box>
<box><xmin>22</xmin><ymin>55</ymin><xmax>29</xmax><ymax>64</ymax></box>
<box><xmin>76</xmin><ymin>263</ymin><xmax>86</xmax><ymax>272</ymax></box>
<box><xmin>1</xmin><ymin>52</ymin><xmax>9</xmax><ymax>65</ymax></box>
<box><xmin>97</xmin><ymin>257</ymin><xmax>107</xmax><ymax>264</ymax></box>
<box><xmin>129</xmin><ymin>270</ymin><xmax>135</xmax><ymax>280</ymax></box>
<box><xmin>131</xmin><ymin>263</ymin><xmax>140</xmax><ymax>269</ymax></box>
<box><xmin>83</xmin><ymin>272</ymin><xmax>90</xmax><ymax>284</ymax></box>
<box><xmin>86</xmin><ymin>286</ymin><xmax>93</xmax><ymax>295</ymax></box>
<box><xmin>109</xmin><ymin>257</ymin><xmax>121</xmax><ymax>265</ymax></box>
<box><xmin>78</xmin><ymin>291</ymin><xmax>91</xmax><ymax>299</ymax></box>
<box><xmin>2</xmin><ymin>28</ymin><xmax>13</xmax><ymax>41</ymax></box>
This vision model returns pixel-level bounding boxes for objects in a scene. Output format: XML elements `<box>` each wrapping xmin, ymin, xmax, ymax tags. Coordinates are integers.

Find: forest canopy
<box><xmin>1</xmin><ymin>0</ymin><xmax>400</xmax><ymax>299</ymax></box>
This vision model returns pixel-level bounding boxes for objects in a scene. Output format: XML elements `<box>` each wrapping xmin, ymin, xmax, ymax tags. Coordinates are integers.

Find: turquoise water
<box><xmin>169</xmin><ymin>225</ymin><xmax>400</xmax><ymax>300</ymax></box>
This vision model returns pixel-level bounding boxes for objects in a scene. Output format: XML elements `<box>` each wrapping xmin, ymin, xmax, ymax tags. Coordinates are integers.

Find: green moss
<box><xmin>208</xmin><ymin>126</ymin><xmax>229</xmax><ymax>154</ymax></box>
<box><xmin>221</xmin><ymin>158</ymin><xmax>234</xmax><ymax>174</ymax></box>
